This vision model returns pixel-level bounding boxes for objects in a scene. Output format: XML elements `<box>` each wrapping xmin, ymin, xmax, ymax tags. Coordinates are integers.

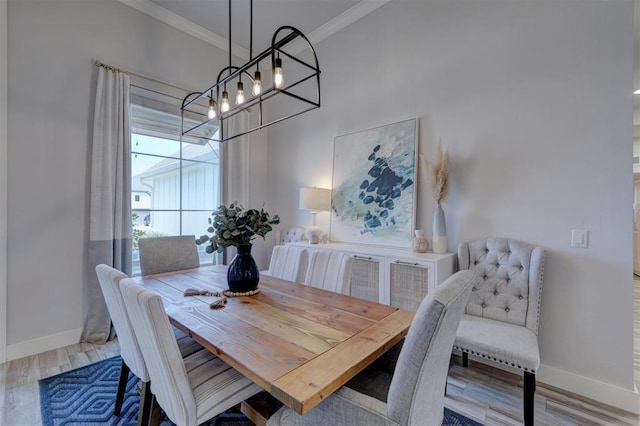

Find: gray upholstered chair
<box><xmin>96</xmin><ymin>264</ymin><xmax>204</xmax><ymax>424</ymax></box>
<box><xmin>95</xmin><ymin>264</ymin><xmax>153</xmax><ymax>424</ymax></box>
<box><xmin>263</xmin><ymin>245</ymin><xmax>309</xmax><ymax>283</ymax></box>
<box><xmin>138</xmin><ymin>235</ymin><xmax>200</xmax><ymax>276</ymax></box>
<box><xmin>119</xmin><ymin>278</ymin><xmax>262</xmax><ymax>426</ymax></box>
<box><xmin>275</xmin><ymin>226</ymin><xmax>307</xmax><ymax>245</ymax></box>
<box><xmin>454</xmin><ymin>237</ymin><xmax>545</xmax><ymax>426</ymax></box>
<box><xmin>267</xmin><ymin>270</ymin><xmax>479</xmax><ymax>426</ymax></box>
<box><xmin>304</xmin><ymin>250</ymin><xmax>353</xmax><ymax>294</ymax></box>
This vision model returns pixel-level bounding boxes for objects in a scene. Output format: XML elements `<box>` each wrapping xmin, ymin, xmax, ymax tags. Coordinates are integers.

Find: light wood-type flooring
<box><xmin>1</xmin><ymin>338</ymin><xmax>638</xmax><ymax>425</ymax></box>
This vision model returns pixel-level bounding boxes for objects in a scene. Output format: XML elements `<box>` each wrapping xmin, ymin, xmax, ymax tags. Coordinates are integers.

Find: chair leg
<box><xmin>524</xmin><ymin>372</ymin><xmax>536</xmax><ymax>426</ymax></box>
<box><xmin>462</xmin><ymin>351</ymin><xmax>468</xmax><ymax>367</ymax></box>
<box><xmin>138</xmin><ymin>380</ymin><xmax>154</xmax><ymax>426</ymax></box>
<box><xmin>114</xmin><ymin>360</ymin><xmax>130</xmax><ymax>416</ymax></box>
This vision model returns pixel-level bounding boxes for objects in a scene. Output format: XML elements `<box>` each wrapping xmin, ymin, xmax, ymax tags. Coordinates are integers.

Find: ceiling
<box><xmin>121</xmin><ymin>0</ymin><xmax>385</xmax><ymax>59</ymax></box>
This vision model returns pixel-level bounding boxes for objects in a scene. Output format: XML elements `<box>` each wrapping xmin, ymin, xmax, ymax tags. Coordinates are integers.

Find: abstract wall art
<box><xmin>330</xmin><ymin>118</ymin><xmax>417</xmax><ymax>247</ymax></box>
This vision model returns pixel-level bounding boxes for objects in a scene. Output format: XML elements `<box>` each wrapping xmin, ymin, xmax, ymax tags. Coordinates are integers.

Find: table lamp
<box><xmin>299</xmin><ymin>187</ymin><xmax>331</xmax><ymax>244</ymax></box>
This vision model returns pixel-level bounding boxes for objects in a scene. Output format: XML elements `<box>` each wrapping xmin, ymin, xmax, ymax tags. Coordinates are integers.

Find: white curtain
<box><xmin>220</xmin><ymin>112</ymin><xmax>250</xmax><ymax>263</ymax></box>
<box><xmin>221</xmin><ymin>112</ymin><xmax>250</xmax><ymax>207</ymax></box>
<box><xmin>81</xmin><ymin>66</ymin><xmax>132</xmax><ymax>344</ymax></box>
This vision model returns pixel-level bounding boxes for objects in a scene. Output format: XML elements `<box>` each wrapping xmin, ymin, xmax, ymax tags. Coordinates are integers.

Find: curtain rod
<box><xmin>94</xmin><ymin>60</ymin><xmax>195</xmax><ymax>94</ymax></box>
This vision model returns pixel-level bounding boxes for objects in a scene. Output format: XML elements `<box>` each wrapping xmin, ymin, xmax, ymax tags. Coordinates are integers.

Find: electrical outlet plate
<box><xmin>571</xmin><ymin>229</ymin><xmax>588</xmax><ymax>248</ymax></box>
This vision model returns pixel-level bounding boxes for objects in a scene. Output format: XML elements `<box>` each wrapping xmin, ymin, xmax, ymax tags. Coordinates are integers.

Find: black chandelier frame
<box><xmin>180</xmin><ymin>1</ymin><xmax>321</xmax><ymax>143</ymax></box>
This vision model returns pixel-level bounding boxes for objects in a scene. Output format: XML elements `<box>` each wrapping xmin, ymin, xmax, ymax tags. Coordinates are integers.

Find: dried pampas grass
<box><xmin>420</xmin><ymin>140</ymin><xmax>450</xmax><ymax>205</ymax></box>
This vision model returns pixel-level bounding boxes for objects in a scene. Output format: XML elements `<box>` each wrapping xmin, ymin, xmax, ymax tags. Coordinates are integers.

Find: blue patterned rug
<box><xmin>39</xmin><ymin>356</ymin><xmax>483</xmax><ymax>425</ymax></box>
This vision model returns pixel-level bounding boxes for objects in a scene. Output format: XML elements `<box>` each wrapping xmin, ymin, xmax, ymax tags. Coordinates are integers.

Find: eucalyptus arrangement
<box><xmin>196</xmin><ymin>202</ymin><xmax>280</xmax><ymax>254</ymax></box>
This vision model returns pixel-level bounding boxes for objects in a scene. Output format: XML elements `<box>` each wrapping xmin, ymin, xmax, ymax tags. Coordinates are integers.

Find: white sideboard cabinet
<box><xmin>286</xmin><ymin>242</ymin><xmax>456</xmax><ymax>312</ymax></box>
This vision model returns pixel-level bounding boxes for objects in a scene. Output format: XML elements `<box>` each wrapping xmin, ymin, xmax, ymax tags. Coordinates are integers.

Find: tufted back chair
<box><xmin>458</xmin><ymin>237</ymin><xmax>545</xmax><ymax>333</ymax></box>
<box><xmin>455</xmin><ymin>237</ymin><xmax>545</xmax><ymax>426</ymax></box>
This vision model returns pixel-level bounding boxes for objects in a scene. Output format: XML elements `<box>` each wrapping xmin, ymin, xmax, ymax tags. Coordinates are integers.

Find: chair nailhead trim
<box><xmin>453</xmin><ymin>346</ymin><xmax>537</xmax><ymax>373</ymax></box>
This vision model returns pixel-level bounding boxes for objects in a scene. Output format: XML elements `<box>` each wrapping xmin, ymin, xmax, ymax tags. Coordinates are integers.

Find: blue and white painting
<box><xmin>330</xmin><ymin>118</ymin><xmax>417</xmax><ymax>247</ymax></box>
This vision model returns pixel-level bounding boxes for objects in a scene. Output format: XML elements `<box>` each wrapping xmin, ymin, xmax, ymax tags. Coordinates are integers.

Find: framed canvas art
<box><xmin>330</xmin><ymin>118</ymin><xmax>417</xmax><ymax>247</ymax></box>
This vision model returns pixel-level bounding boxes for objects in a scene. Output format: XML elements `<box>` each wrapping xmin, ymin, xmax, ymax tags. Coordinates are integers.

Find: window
<box><xmin>129</xmin><ymin>82</ymin><xmax>219</xmax><ymax>275</ymax></box>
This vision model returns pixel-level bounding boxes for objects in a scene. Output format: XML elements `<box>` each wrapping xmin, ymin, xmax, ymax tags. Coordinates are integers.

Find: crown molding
<box><xmin>117</xmin><ymin>0</ymin><xmax>250</xmax><ymax>60</ymax></box>
<box><xmin>118</xmin><ymin>0</ymin><xmax>391</xmax><ymax>57</ymax></box>
<box><xmin>296</xmin><ymin>0</ymin><xmax>392</xmax><ymax>53</ymax></box>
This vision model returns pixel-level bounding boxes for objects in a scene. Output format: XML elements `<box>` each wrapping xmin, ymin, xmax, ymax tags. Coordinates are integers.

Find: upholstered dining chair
<box><xmin>138</xmin><ymin>235</ymin><xmax>200</xmax><ymax>276</ymax></box>
<box><xmin>95</xmin><ymin>264</ymin><xmax>153</xmax><ymax>424</ymax></box>
<box><xmin>304</xmin><ymin>250</ymin><xmax>353</xmax><ymax>294</ymax></box>
<box><xmin>454</xmin><ymin>237</ymin><xmax>545</xmax><ymax>426</ymax></box>
<box><xmin>95</xmin><ymin>264</ymin><xmax>204</xmax><ymax>424</ymax></box>
<box><xmin>119</xmin><ymin>278</ymin><xmax>263</xmax><ymax>426</ymax></box>
<box><xmin>263</xmin><ymin>245</ymin><xmax>309</xmax><ymax>283</ymax></box>
<box><xmin>267</xmin><ymin>269</ymin><xmax>479</xmax><ymax>426</ymax></box>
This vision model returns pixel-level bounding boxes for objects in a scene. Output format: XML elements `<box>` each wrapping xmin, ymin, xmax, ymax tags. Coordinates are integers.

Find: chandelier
<box><xmin>180</xmin><ymin>0</ymin><xmax>321</xmax><ymax>143</ymax></box>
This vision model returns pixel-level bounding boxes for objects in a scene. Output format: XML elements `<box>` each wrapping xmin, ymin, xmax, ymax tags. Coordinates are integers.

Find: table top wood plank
<box><xmin>260</xmin><ymin>275</ymin><xmax>396</xmax><ymax>321</ymax></box>
<box><xmin>171</xmin><ymin>301</ymin><xmax>318</xmax><ymax>389</ymax></box>
<box><xmin>136</xmin><ymin>265</ymin><xmax>414</xmax><ymax>414</ymax></box>
<box><xmin>141</xmin><ymin>270</ymin><xmax>228</xmax><ymax>294</ymax></box>
<box><xmin>252</xmin><ymin>288</ymin><xmax>377</xmax><ymax>336</ymax></box>
<box><xmin>219</xmin><ymin>295</ymin><xmax>351</xmax><ymax>355</ymax></box>
<box><xmin>271</xmin><ymin>309</ymin><xmax>414</xmax><ymax>414</ymax></box>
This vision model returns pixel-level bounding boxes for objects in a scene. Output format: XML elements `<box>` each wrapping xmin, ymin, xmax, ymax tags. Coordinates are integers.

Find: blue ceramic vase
<box><xmin>227</xmin><ymin>244</ymin><xmax>259</xmax><ymax>293</ymax></box>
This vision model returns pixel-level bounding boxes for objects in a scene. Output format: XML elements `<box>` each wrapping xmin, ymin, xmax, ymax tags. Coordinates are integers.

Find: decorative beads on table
<box><xmin>183</xmin><ymin>287</ymin><xmax>260</xmax><ymax>309</ymax></box>
<box><xmin>222</xmin><ymin>289</ymin><xmax>260</xmax><ymax>297</ymax></box>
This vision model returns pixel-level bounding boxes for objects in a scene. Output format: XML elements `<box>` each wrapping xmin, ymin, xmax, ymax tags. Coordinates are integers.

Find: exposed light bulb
<box><xmin>221</xmin><ymin>90</ymin><xmax>230</xmax><ymax>113</ymax></box>
<box><xmin>274</xmin><ymin>57</ymin><xmax>283</xmax><ymax>88</ymax></box>
<box><xmin>236</xmin><ymin>81</ymin><xmax>245</xmax><ymax>105</ymax></box>
<box><xmin>208</xmin><ymin>97</ymin><xmax>217</xmax><ymax>119</ymax></box>
<box><xmin>252</xmin><ymin>71</ymin><xmax>262</xmax><ymax>96</ymax></box>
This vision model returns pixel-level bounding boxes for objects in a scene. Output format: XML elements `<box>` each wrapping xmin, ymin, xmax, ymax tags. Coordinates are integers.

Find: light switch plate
<box><xmin>571</xmin><ymin>229</ymin><xmax>588</xmax><ymax>248</ymax></box>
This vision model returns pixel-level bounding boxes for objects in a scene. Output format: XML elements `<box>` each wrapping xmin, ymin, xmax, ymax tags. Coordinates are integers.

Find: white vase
<box><xmin>412</xmin><ymin>230</ymin><xmax>429</xmax><ymax>253</ymax></box>
<box><xmin>432</xmin><ymin>204</ymin><xmax>447</xmax><ymax>254</ymax></box>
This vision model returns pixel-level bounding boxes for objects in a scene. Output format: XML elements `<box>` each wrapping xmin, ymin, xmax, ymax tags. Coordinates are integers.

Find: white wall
<box><xmin>267</xmin><ymin>0</ymin><xmax>637</xmax><ymax>411</ymax></box>
<box><xmin>5</xmin><ymin>0</ymin><xmax>237</xmax><ymax>355</ymax></box>
<box><xmin>0</xmin><ymin>0</ymin><xmax>7</xmax><ymax>363</ymax></box>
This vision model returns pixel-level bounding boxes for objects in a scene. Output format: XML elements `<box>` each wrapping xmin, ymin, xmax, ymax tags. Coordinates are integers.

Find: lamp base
<box><xmin>305</xmin><ymin>225</ymin><xmax>322</xmax><ymax>244</ymax></box>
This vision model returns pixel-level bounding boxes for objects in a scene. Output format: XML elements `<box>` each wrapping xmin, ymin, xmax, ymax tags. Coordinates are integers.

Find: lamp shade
<box><xmin>299</xmin><ymin>187</ymin><xmax>331</xmax><ymax>212</ymax></box>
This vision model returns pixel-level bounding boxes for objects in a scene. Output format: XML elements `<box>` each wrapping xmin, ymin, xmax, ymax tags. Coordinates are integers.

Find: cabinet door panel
<box><xmin>350</xmin><ymin>257</ymin><xmax>380</xmax><ymax>303</ymax></box>
<box><xmin>389</xmin><ymin>261</ymin><xmax>429</xmax><ymax>312</ymax></box>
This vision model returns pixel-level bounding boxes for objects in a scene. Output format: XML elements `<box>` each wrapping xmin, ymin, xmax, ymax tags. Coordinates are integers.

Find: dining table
<box><xmin>133</xmin><ymin>264</ymin><xmax>415</xmax><ymax>416</ymax></box>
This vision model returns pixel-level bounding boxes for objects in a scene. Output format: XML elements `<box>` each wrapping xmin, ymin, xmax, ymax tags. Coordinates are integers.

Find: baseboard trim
<box><xmin>457</xmin><ymin>351</ymin><xmax>640</xmax><ymax>415</ymax></box>
<box><xmin>538</xmin><ymin>364</ymin><xmax>640</xmax><ymax>415</ymax></box>
<box><xmin>6</xmin><ymin>328</ymin><xmax>82</xmax><ymax>361</ymax></box>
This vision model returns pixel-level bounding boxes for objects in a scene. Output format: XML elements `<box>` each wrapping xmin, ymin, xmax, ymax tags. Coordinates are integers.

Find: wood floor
<box><xmin>1</xmin><ymin>339</ymin><xmax>638</xmax><ymax>425</ymax></box>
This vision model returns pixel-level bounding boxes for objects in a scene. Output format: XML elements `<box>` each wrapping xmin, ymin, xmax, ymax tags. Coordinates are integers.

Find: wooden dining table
<box><xmin>133</xmin><ymin>264</ymin><xmax>414</xmax><ymax>416</ymax></box>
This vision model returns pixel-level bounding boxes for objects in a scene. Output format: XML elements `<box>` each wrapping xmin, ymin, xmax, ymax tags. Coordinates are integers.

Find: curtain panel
<box><xmin>81</xmin><ymin>67</ymin><xmax>132</xmax><ymax>344</ymax></box>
